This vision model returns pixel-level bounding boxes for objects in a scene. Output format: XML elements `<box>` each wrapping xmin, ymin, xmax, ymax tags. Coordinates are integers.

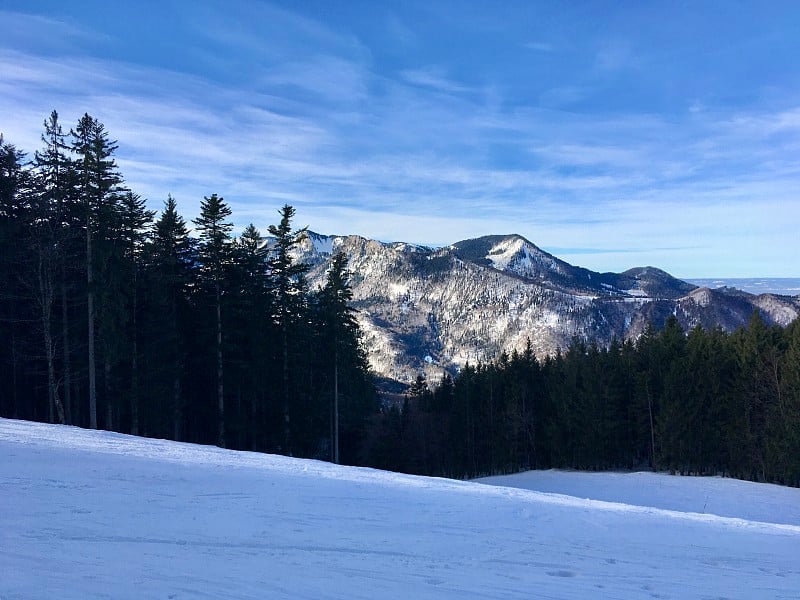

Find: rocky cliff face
<box><xmin>295</xmin><ymin>232</ymin><xmax>800</xmax><ymax>385</ymax></box>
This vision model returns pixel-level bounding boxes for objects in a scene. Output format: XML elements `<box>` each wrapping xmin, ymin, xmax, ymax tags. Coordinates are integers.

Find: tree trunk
<box><xmin>334</xmin><ymin>353</ymin><xmax>339</xmax><ymax>464</ymax></box>
<box><xmin>87</xmin><ymin>213</ymin><xmax>97</xmax><ymax>429</ymax></box>
<box><xmin>130</xmin><ymin>274</ymin><xmax>139</xmax><ymax>436</ymax></box>
<box><xmin>646</xmin><ymin>380</ymin><xmax>656</xmax><ymax>469</ymax></box>
<box><xmin>173</xmin><ymin>374</ymin><xmax>182</xmax><ymax>441</ymax></box>
<box><xmin>130</xmin><ymin>333</ymin><xmax>139</xmax><ymax>436</ymax></box>
<box><xmin>251</xmin><ymin>393</ymin><xmax>258</xmax><ymax>452</ymax></box>
<box><xmin>61</xmin><ymin>269</ymin><xmax>72</xmax><ymax>425</ymax></box>
<box><xmin>282</xmin><ymin>320</ymin><xmax>291</xmax><ymax>454</ymax></box>
<box><xmin>38</xmin><ymin>243</ymin><xmax>64</xmax><ymax>425</ymax></box>
<box><xmin>43</xmin><ymin>324</ymin><xmax>64</xmax><ymax>424</ymax></box>
<box><xmin>104</xmin><ymin>354</ymin><xmax>113</xmax><ymax>430</ymax></box>
<box><xmin>171</xmin><ymin>294</ymin><xmax>182</xmax><ymax>441</ymax></box>
<box><xmin>216</xmin><ymin>282</ymin><xmax>225</xmax><ymax>448</ymax></box>
<box><xmin>11</xmin><ymin>328</ymin><xmax>19</xmax><ymax>419</ymax></box>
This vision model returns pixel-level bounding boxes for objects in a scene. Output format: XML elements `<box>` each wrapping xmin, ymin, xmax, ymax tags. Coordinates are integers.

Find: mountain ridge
<box><xmin>294</xmin><ymin>231</ymin><xmax>800</xmax><ymax>385</ymax></box>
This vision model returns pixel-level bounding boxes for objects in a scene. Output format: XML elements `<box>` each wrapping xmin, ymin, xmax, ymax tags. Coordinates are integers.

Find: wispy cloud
<box><xmin>399</xmin><ymin>67</ymin><xmax>472</xmax><ymax>95</ymax></box>
<box><xmin>1</xmin><ymin>4</ymin><xmax>799</xmax><ymax>277</ymax></box>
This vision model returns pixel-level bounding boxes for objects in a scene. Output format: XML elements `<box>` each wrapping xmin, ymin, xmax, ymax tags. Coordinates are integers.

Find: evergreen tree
<box><xmin>775</xmin><ymin>321</ymin><xmax>800</xmax><ymax>485</ymax></box>
<box><xmin>33</xmin><ymin>110</ymin><xmax>80</xmax><ymax>425</ymax></box>
<box><xmin>316</xmin><ymin>251</ymin><xmax>374</xmax><ymax>463</ymax></box>
<box><xmin>228</xmin><ymin>223</ymin><xmax>273</xmax><ymax>450</ymax></box>
<box><xmin>193</xmin><ymin>194</ymin><xmax>233</xmax><ymax>447</ymax></box>
<box><xmin>118</xmin><ymin>191</ymin><xmax>155</xmax><ymax>435</ymax></box>
<box><xmin>267</xmin><ymin>205</ymin><xmax>308</xmax><ymax>455</ymax></box>
<box><xmin>71</xmin><ymin>113</ymin><xmax>123</xmax><ymax>429</ymax></box>
<box><xmin>26</xmin><ymin>147</ymin><xmax>64</xmax><ymax>424</ymax></box>
<box><xmin>142</xmin><ymin>195</ymin><xmax>195</xmax><ymax>440</ymax></box>
<box><xmin>0</xmin><ymin>137</ymin><xmax>30</xmax><ymax>420</ymax></box>
<box><xmin>732</xmin><ymin>311</ymin><xmax>783</xmax><ymax>480</ymax></box>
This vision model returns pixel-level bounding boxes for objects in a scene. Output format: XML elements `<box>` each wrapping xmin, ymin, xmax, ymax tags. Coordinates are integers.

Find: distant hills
<box><xmin>686</xmin><ymin>278</ymin><xmax>800</xmax><ymax>296</ymax></box>
<box><xmin>295</xmin><ymin>232</ymin><xmax>800</xmax><ymax>385</ymax></box>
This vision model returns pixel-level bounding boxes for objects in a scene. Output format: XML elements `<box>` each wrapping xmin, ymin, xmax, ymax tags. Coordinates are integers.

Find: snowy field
<box><xmin>2</xmin><ymin>419</ymin><xmax>799</xmax><ymax>599</ymax></box>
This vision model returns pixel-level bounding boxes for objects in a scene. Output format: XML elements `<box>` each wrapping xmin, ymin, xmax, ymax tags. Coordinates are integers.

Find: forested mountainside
<box><xmin>297</xmin><ymin>232</ymin><xmax>800</xmax><ymax>384</ymax></box>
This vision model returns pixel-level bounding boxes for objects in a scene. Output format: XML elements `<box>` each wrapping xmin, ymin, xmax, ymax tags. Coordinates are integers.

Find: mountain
<box><xmin>296</xmin><ymin>232</ymin><xmax>800</xmax><ymax>385</ymax></box>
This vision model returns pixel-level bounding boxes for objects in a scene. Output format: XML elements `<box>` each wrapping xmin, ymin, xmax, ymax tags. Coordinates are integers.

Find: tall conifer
<box><xmin>193</xmin><ymin>194</ymin><xmax>233</xmax><ymax>447</ymax></box>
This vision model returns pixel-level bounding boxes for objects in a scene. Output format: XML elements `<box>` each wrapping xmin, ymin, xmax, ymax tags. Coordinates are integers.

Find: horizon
<box><xmin>2</xmin><ymin>1</ymin><xmax>799</xmax><ymax>278</ymax></box>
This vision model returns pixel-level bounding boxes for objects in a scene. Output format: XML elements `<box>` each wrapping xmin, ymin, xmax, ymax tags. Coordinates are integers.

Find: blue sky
<box><xmin>1</xmin><ymin>1</ymin><xmax>799</xmax><ymax>277</ymax></box>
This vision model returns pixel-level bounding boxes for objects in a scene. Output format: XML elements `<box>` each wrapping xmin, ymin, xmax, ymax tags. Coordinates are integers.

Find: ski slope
<box><xmin>478</xmin><ymin>470</ymin><xmax>800</xmax><ymax>527</ymax></box>
<box><xmin>2</xmin><ymin>418</ymin><xmax>799</xmax><ymax>599</ymax></box>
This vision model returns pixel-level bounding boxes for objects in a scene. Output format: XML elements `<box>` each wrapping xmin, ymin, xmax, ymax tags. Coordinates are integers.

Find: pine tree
<box><xmin>316</xmin><ymin>251</ymin><xmax>369</xmax><ymax>463</ymax></box>
<box><xmin>118</xmin><ymin>191</ymin><xmax>155</xmax><ymax>435</ymax></box>
<box><xmin>267</xmin><ymin>205</ymin><xmax>308</xmax><ymax>455</ymax></box>
<box><xmin>228</xmin><ymin>223</ymin><xmax>273</xmax><ymax>450</ymax></box>
<box><xmin>71</xmin><ymin>114</ymin><xmax>123</xmax><ymax>429</ymax></box>
<box><xmin>776</xmin><ymin>321</ymin><xmax>800</xmax><ymax>485</ymax></box>
<box><xmin>26</xmin><ymin>150</ymin><xmax>64</xmax><ymax>424</ymax></box>
<box><xmin>193</xmin><ymin>194</ymin><xmax>233</xmax><ymax>447</ymax></box>
<box><xmin>143</xmin><ymin>195</ymin><xmax>194</xmax><ymax>440</ymax></box>
<box><xmin>33</xmin><ymin>111</ymin><xmax>79</xmax><ymax>423</ymax></box>
<box><xmin>0</xmin><ymin>136</ymin><xmax>30</xmax><ymax>420</ymax></box>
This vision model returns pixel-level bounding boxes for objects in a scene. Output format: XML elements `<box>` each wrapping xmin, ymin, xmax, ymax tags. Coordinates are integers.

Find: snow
<box><xmin>478</xmin><ymin>470</ymin><xmax>800</xmax><ymax>527</ymax></box>
<box><xmin>487</xmin><ymin>238</ymin><xmax>526</xmax><ymax>271</ymax></box>
<box><xmin>624</xmin><ymin>288</ymin><xmax>649</xmax><ymax>297</ymax></box>
<box><xmin>388</xmin><ymin>282</ymin><xmax>409</xmax><ymax>299</ymax></box>
<box><xmin>3</xmin><ymin>419</ymin><xmax>800</xmax><ymax>599</ymax></box>
<box><xmin>541</xmin><ymin>309</ymin><xmax>561</xmax><ymax>328</ymax></box>
<box><xmin>486</xmin><ymin>237</ymin><xmax>562</xmax><ymax>277</ymax></box>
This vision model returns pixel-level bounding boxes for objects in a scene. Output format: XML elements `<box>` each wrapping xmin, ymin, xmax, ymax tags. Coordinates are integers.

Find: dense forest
<box><xmin>367</xmin><ymin>315</ymin><xmax>800</xmax><ymax>487</ymax></box>
<box><xmin>2</xmin><ymin>111</ymin><xmax>799</xmax><ymax>486</ymax></box>
<box><xmin>0</xmin><ymin>111</ymin><xmax>377</xmax><ymax>463</ymax></box>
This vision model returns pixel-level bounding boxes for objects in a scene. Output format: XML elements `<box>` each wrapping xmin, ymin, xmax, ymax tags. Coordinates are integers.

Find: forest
<box><xmin>367</xmin><ymin>315</ymin><xmax>800</xmax><ymax>487</ymax></box>
<box><xmin>0</xmin><ymin>111</ymin><xmax>377</xmax><ymax>463</ymax></box>
<box><xmin>2</xmin><ymin>111</ymin><xmax>799</xmax><ymax>486</ymax></box>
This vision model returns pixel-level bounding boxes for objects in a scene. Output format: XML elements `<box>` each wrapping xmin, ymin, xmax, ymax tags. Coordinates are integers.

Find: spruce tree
<box><xmin>0</xmin><ymin>137</ymin><xmax>29</xmax><ymax>420</ymax></box>
<box><xmin>316</xmin><ymin>251</ymin><xmax>366</xmax><ymax>463</ymax></box>
<box><xmin>267</xmin><ymin>205</ymin><xmax>308</xmax><ymax>455</ymax></box>
<box><xmin>34</xmin><ymin>110</ymin><xmax>79</xmax><ymax>424</ymax></box>
<box><xmin>118</xmin><ymin>191</ymin><xmax>155</xmax><ymax>435</ymax></box>
<box><xmin>27</xmin><ymin>145</ymin><xmax>64</xmax><ymax>424</ymax></box>
<box><xmin>143</xmin><ymin>195</ymin><xmax>194</xmax><ymax>440</ymax></box>
<box><xmin>193</xmin><ymin>193</ymin><xmax>233</xmax><ymax>447</ymax></box>
<box><xmin>229</xmin><ymin>223</ymin><xmax>273</xmax><ymax>450</ymax></box>
<box><xmin>71</xmin><ymin>114</ymin><xmax>123</xmax><ymax>429</ymax></box>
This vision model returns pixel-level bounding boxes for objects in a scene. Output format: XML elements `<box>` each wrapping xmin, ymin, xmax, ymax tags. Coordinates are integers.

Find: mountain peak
<box><xmin>450</xmin><ymin>234</ymin><xmax>568</xmax><ymax>280</ymax></box>
<box><xmin>299</xmin><ymin>231</ymin><xmax>799</xmax><ymax>385</ymax></box>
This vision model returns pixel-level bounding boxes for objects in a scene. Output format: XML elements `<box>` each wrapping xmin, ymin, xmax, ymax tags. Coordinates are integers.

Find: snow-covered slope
<box><xmin>297</xmin><ymin>232</ymin><xmax>800</xmax><ymax>384</ymax></box>
<box><xmin>478</xmin><ymin>470</ymin><xmax>800</xmax><ymax>526</ymax></box>
<box><xmin>2</xmin><ymin>418</ymin><xmax>799</xmax><ymax>599</ymax></box>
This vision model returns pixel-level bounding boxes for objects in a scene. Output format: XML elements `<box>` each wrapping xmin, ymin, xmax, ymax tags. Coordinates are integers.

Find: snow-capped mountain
<box><xmin>297</xmin><ymin>232</ymin><xmax>800</xmax><ymax>385</ymax></box>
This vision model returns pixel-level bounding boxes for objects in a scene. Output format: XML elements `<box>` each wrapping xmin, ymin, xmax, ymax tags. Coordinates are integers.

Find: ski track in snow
<box><xmin>2</xmin><ymin>418</ymin><xmax>799</xmax><ymax>599</ymax></box>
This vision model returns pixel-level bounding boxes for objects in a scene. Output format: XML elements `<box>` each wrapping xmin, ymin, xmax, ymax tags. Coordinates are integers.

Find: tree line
<box><xmin>364</xmin><ymin>314</ymin><xmax>800</xmax><ymax>487</ymax></box>
<box><xmin>0</xmin><ymin>111</ymin><xmax>377</xmax><ymax>462</ymax></box>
